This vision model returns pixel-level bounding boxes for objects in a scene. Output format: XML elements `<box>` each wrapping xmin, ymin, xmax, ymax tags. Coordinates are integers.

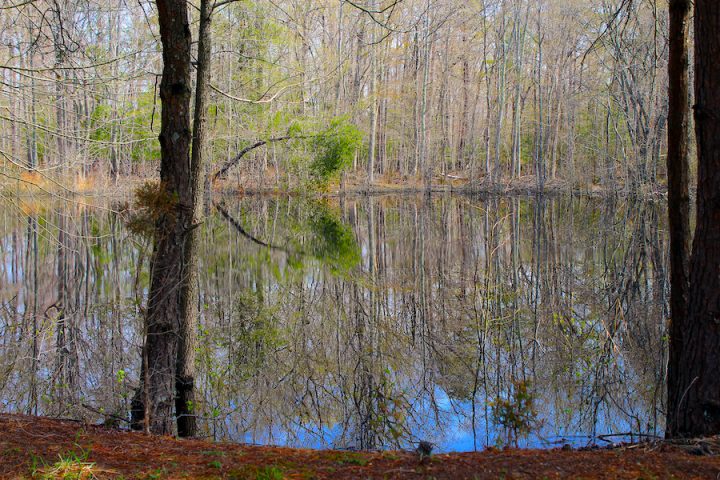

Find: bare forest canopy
<box><xmin>0</xmin><ymin>0</ymin><xmax>674</xmax><ymax>193</ymax></box>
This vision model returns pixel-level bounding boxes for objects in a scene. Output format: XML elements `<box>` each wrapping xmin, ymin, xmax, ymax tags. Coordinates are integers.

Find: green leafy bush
<box><xmin>310</xmin><ymin>117</ymin><xmax>362</xmax><ymax>182</ymax></box>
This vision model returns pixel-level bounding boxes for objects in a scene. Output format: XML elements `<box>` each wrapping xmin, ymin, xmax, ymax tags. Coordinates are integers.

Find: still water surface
<box><xmin>0</xmin><ymin>194</ymin><xmax>668</xmax><ymax>451</ymax></box>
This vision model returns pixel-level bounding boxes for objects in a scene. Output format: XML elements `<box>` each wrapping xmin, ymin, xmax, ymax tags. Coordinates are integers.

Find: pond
<box><xmin>0</xmin><ymin>193</ymin><xmax>668</xmax><ymax>452</ymax></box>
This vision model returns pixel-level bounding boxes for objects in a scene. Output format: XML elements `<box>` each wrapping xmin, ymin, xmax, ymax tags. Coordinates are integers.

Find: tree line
<box><xmin>2</xmin><ymin>0</ymin><xmax>672</xmax><ymax>192</ymax></box>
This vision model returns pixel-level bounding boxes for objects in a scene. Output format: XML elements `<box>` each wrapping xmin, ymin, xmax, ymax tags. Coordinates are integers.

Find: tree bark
<box><xmin>668</xmin><ymin>0</ymin><xmax>720</xmax><ymax>438</ymax></box>
<box><xmin>133</xmin><ymin>0</ymin><xmax>193</xmax><ymax>435</ymax></box>
<box><xmin>419</xmin><ymin>0</ymin><xmax>432</xmax><ymax>189</ymax></box>
<box><xmin>367</xmin><ymin>0</ymin><xmax>378</xmax><ymax>184</ymax></box>
<box><xmin>665</xmin><ymin>0</ymin><xmax>692</xmax><ymax>438</ymax></box>
<box><xmin>457</xmin><ymin>34</ymin><xmax>470</xmax><ymax>168</ymax></box>
<box><xmin>176</xmin><ymin>0</ymin><xmax>213</xmax><ymax>439</ymax></box>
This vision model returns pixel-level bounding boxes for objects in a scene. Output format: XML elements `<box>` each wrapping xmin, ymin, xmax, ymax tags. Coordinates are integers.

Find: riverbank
<box><xmin>1</xmin><ymin>415</ymin><xmax>718</xmax><ymax>479</ymax></box>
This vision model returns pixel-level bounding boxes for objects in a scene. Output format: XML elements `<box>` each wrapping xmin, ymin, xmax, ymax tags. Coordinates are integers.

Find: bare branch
<box><xmin>212</xmin><ymin>136</ymin><xmax>315</xmax><ymax>183</ymax></box>
<box><xmin>0</xmin><ymin>0</ymin><xmax>38</xmax><ymax>9</ymax></box>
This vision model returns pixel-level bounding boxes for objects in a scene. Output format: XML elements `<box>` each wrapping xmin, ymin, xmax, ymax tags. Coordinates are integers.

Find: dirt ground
<box><xmin>1</xmin><ymin>414</ymin><xmax>718</xmax><ymax>479</ymax></box>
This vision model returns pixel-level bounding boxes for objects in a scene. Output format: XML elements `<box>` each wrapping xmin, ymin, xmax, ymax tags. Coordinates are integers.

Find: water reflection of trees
<box><xmin>0</xmin><ymin>203</ymin><xmax>144</xmax><ymax>420</ymax></box>
<box><xmin>0</xmin><ymin>195</ymin><xmax>667</xmax><ymax>450</ymax></box>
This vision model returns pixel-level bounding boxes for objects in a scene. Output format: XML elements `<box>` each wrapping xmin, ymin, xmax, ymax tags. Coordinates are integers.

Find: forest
<box><xmin>1</xmin><ymin>0</ymin><xmax>673</xmax><ymax>192</ymax></box>
<box><xmin>2</xmin><ymin>0</ymin><xmax>720</xmax><ymax>478</ymax></box>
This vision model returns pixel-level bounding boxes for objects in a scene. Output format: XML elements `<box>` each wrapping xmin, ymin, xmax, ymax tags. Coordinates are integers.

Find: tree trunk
<box><xmin>133</xmin><ymin>0</ymin><xmax>193</xmax><ymax>436</ymax></box>
<box><xmin>494</xmin><ymin>3</ymin><xmax>508</xmax><ymax>179</ymax></box>
<box><xmin>457</xmin><ymin>34</ymin><xmax>470</xmax><ymax>168</ymax></box>
<box><xmin>176</xmin><ymin>0</ymin><xmax>212</xmax><ymax>439</ymax></box>
<box><xmin>668</xmin><ymin>0</ymin><xmax>720</xmax><ymax>438</ymax></box>
<box><xmin>51</xmin><ymin>3</ymin><xmax>67</xmax><ymax>168</ymax></box>
<box><xmin>665</xmin><ymin>0</ymin><xmax>692</xmax><ymax>438</ymax></box>
<box><xmin>534</xmin><ymin>0</ymin><xmax>545</xmax><ymax>190</ymax></box>
<box><xmin>367</xmin><ymin>24</ymin><xmax>378</xmax><ymax>184</ymax></box>
<box><xmin>419</xmin><ymin>0</ymin><xmax>432</xmax><ymax>189</ymax></box>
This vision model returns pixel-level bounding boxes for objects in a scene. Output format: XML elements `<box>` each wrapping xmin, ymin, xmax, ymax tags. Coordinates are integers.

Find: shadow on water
<box><xmin>0</xmin><ymin>193</ymin><xmax>668</xmax><ymax>451</ymax></box>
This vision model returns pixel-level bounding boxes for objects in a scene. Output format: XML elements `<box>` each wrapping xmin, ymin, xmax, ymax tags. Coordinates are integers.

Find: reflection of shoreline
<box><xmin>212</xmin><ymin>175</ymin><xmax>670</xmax><ymax>201</ymax></box>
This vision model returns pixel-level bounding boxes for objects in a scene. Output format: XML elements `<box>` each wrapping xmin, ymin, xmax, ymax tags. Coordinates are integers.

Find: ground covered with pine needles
<box><xmin>2</xmin><ymin>414</ymin><xmax>719</xmax><ymax>479</ymax></box>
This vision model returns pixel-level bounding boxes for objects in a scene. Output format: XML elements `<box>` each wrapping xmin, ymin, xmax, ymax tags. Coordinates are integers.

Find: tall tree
<box><xmin>176</xmin><ymin>0</ymin><xmax>214</xmax><ymax>439</ymax></box>
<box><xmin>665</xmin><ymin>0</ymin><xmax>691</xmax><ymax>438</ymax></box>
<box><xmin>132</xmin><ymin>0</ymin><xmax>194</xmax><ymax>435</ymax></box>
<box><xmin>667</xmin><ymin>0</ymin><xmax>720</xmax><ymax>438</ymax></box>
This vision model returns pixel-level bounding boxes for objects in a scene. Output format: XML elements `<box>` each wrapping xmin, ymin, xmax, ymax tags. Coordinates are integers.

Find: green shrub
<box><xmin>310</xmin><ymin>117</ymin><xmax>362</xmax><ymax>182</ymax></box>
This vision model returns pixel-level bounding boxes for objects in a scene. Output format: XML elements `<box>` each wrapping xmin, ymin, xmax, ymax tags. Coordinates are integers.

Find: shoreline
<box><xmin>1</xmin><ymin>414</ymin><xmax>717</xmax><ymax>479</ymax></box>
<box><xmin>1</xmin><ymin>174</ymin><xmax>672</xmax><ymax>202</ymax></box>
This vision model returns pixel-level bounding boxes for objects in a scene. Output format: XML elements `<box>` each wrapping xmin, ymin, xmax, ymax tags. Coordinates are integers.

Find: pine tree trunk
<box><xmin>668</xmin><ymin>0</ymin><xmax>720</xmax><ymax>438</ymax></box>
<box><xmin>132</xmin><ymin>0</ymin><xmax>193</xmax><ymax>436</ymax></box>
<box><xmin>176</xmin><ymin>0</ymin><xmax>212</xmax><ymax>439</ymax></box>
<box><xmin>665</xmin><ymin>0</ymin><xmax>692</xmax><ymax>439</ymax></box>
